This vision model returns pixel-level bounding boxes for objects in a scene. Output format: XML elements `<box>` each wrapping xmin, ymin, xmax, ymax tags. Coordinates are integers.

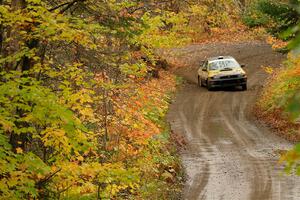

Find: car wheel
<box><xmin>242</xmin><ymin>84</ymin><xmax>247</xmax><ymax>91</ymax></box>
<box><xmin>199</xmin><ymin>77</ymin><xmax>204</xmax><ymax>87</ymax></box>
<box><xmin>207</xmin><ymin>80</ymin><xmax>212</xmax><ymax>91</ymax></box>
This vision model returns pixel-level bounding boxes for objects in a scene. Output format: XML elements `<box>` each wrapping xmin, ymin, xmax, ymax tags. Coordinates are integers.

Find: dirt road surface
<box><xmin>166</xmin><ymin>42</ymin><xmax>300</xmax><ymax>200</ymax></box>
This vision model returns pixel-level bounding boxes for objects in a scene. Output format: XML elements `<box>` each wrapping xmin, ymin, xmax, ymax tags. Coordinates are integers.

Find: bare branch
<box><xmin>48</xmin><ymin>2</ymin><xmax>70</xmax><ymax>12</ymax></box>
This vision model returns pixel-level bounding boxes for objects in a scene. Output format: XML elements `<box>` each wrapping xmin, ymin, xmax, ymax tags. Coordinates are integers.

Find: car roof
<box><xmin>207</xmin><ymin>56</ymin><xmax>236</xmax><ymax>62</ymax></box>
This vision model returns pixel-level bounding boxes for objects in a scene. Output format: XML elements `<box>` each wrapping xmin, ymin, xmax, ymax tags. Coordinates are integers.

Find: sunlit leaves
<box><xmin>261</xmin><ymin>65</ymin><xmax>274</xmax><ymax>74</ymax></box>
<box><xmin>138</xmin><ymin>12</ymin><xmax>190</xmax><ymax>48</ymax></box>
<box><xmin>120</xmin><ymin>62</ymin><xmax>147</xmax><ymax>77</ymax></box>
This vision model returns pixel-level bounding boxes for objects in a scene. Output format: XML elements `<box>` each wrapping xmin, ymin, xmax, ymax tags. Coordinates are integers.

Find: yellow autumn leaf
<box><xmin>262</xmin><ymin>66</ymin><xmax>274</xmax><ymax>74</ymax></box>
<box><xmin>0</xmin><ymin>118</ymin><xmax>14</xmax><ymax>132</ymax></box>
<box><xmin>51</xmin><ymin>165</ymin><xmax>58</xmax><ymax>172</ymax></box>
<box><xmin>77</xmin><ymin>156</ymin><xmax>84</xmax><ymax>162</ymax></box>
<box><xmin>16</xmin><ymin>147</ymin><xmax>23</xmax><ymax>154</ymax></box>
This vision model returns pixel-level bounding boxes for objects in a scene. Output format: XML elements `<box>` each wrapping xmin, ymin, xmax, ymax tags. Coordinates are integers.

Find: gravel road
<box><xmin>167</xmin><ymin>42</ymin><xmax>300</xmax><ymax>200</ymax></box>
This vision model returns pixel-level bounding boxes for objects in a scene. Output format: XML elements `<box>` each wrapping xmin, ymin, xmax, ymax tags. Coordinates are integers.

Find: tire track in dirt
<box><xmin>167</xmin><ymin>42</ymin><xmax>300</xmax><ymax>200</ymax></box>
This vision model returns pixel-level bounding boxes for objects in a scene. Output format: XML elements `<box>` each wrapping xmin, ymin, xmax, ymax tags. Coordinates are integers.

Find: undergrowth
<box><xmin>256</xmin><ymin>54</ymin><xmax>300</xmax><ymax>142</ymax></box>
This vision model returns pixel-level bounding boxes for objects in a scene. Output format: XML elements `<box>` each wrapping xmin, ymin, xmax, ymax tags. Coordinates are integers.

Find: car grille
<box><xmin>219</xmin><ymin>75</ymin><xmax>239</xmax><ymax>79</ymax></box>
<box><xmin>213</xmin><ymin>79</ymin><xmax>245</xmax><ymax>85</ymax></box>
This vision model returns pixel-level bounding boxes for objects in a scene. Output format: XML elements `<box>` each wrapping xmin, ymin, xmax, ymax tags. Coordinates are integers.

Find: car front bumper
<box><xmin>209</xmin><ymin>77</ymin><xmax>247</xmax><ymax>88</ymax></box>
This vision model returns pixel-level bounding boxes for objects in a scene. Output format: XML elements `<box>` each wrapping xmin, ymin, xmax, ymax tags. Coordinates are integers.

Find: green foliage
<box><xmin>286</xmin><ymin>91</ymin><xmax>300</xmax><ymax>120</ymax></box>
<box><xmin>259</xmin><ymin>0</ymin><xmax>298</xmax><ymax>36</ymax></box>
<box><xmin>0</xmin><ymin>0</ymin><xmax>186</xmax><ymax>198</ymax></box>
<box><xmin>0</xmin><ymin>71</ymin><xmax>91</xmax><ymax>156</ymax></box>
<box><xmin>138</xmin><ymin>11</ymin><xmax>191</xmax><ymax>48</ymax></box>
<box><xmin>138</xmin><ymin>128</ymin><xmax>182</xmax><ymax>199</ymax></box>
<box><xmin>0</xmin><ymin>133</ymin><xmax>51</xmax><ymax>199</ymax></box>
<box><xmin>242</xmin><ymin>1</ymin><xmax>270</xmax><ymax>27</ymax></box>
<box><xmin>281</xmin><ymin>143</ymin><xmax>300</xmax><ymax>175</ymax></box>
<box><xmin>258</xmin><ymin>57</ymin><xmax>300</xmax><ymax>119</ymax></box>
<box><xmin>175</xmin><ymin>76</ymin><xmax>184</xmax><ymax>86</ymax></box>
<box><xmin>0</xmin><ymin>70</ymin><xmax>95</xmax><ymax>198</ymax></box>
<box><xmin>243</xmin><ymin>0</ymin><xmax>299</xmax><ymax>38</ymax></box>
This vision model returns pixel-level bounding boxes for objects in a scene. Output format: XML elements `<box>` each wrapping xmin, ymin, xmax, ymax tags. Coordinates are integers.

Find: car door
<box><xmin>200</xmin><ymin>61</ymin><xmax>208</xmax><ymax>82</ymax></box>
<box><xmin>198</xmin><ymin>61</ymin><xmax>204</xmax><ymax>77</ymax></box>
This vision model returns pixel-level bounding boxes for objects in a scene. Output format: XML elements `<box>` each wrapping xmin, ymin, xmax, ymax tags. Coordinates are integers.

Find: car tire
<box><xmin>242</xmin><ymin>84</ymin><xmax>247</xmax><ymax>91</ymax></box>
<box><xmin>207</xmin><ymin>80</ymin><xmax>212</xmax><ymax>91</ymax></box>
<box><xmin>199</xmin><ymin>77</ymin><xmax>204</xmax><ymax>87</ymax></box>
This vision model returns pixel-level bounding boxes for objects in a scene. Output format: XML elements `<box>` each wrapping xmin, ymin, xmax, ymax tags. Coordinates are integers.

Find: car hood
<box><xmin>208</xmin><ymin>68</ymin><xmax>246</xmax><ymax>78</ymax></box>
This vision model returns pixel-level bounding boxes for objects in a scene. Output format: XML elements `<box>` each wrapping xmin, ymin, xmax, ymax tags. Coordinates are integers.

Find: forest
<box><xmin>0</xmin><ymin>0</ymin><xmax>300</xmax><ymax>199</ymax></box>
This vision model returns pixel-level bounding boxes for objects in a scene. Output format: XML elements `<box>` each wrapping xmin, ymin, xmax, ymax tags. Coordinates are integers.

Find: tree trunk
<box><xmin>3</xmin><ymin>0</ymin><xmax>26</xmax><ymax>71</ymax></box>
<box><xmin>11</xmin><ymin>0</ymin><xmax>26</xmax><ymax>9</ymax></box>
<box><xmin>8</xmin><ymin>0</ymin><xmax>31</xmax><ymax>152</ymax></box>
<box><xmin>21</xmin><ymin>38</ymin><xmax>39</xmax><ymax>71</ymax></box>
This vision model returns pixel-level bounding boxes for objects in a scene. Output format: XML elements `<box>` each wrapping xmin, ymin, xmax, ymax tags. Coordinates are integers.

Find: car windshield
<box><xmin>208</xmin><ymin>60</ymin><xmax>239</xmax><ymax>71</ymax></box>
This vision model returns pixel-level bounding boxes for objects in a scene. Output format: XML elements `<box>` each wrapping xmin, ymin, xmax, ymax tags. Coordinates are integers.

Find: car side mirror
<box><xmin>241</xmin><ymin>64</ymin><xmax>246</xmax><ymax>68</ymax></box>
<box><xmin>202</xmin><ymin>68</ymin><xmax>207</xmax><ymax>72</ymax></box>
